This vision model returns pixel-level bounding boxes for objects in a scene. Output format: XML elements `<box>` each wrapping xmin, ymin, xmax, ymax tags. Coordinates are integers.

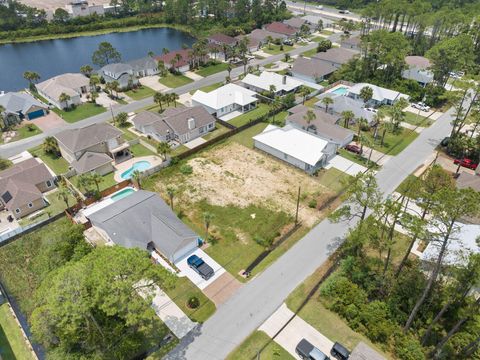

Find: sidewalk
<box><xmin>352</xmin><ymin>142</ymin><xmax>392</xmax><ymax>166</ymax></box>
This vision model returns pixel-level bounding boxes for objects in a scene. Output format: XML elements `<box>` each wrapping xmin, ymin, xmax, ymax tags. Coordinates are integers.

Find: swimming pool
<box><xmin>121</xmin><ymin>160</ymin><xmax>152</xmax><ymax>180</ymax></box>
<box><xmin>111</xmin><ymin>187</ymin><xmax>136</xmax><ymax>201</ymax></box>
<box><xmin>330</xmin><ymin>86</ymin><xmax>349</xmax><ymax>95</ymax></box>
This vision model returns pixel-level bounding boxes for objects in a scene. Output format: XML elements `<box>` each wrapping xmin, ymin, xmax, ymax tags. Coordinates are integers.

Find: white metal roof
<box><xmin>191</xmin><ymin>83</ymin><xmax>257</xmax><ymax>111</ymax></box>
<box><xmin>348</xmin><ymin>83</ymin><xmax>409</xmax><ymax>102</ymax></box>
<box><xmin>242</xmin><ymin>72</ymin><xmax>303</xmax><ymax>93</ymax></box>
<box><xmin>253</xmin><ymin>125</ymin><xmax>329</xmax><ymax>166</ymax></box>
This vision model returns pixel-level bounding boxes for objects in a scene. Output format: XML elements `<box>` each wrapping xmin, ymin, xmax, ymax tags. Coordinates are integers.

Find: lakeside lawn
<box><xmin>159</xmin><ymin>73</ymin><xmax>193</xmax><ymax>88</ymax></box>
<box><xmin>29</xmin><ymin>145</ymin><xmax>70</xmax><ymax>175</ymax></box>
<box><xmin>361</xmin><ymin>127</ymin><xmax>419</xmax><ymax>156</ymax></box>
<box><xmin>227</xmin><ymin>331</ymin><xmax>293</xmax><ymax>360</ymax></box>
<box><xmin>0</xmin><ymin>304</ymin><xmax>35</xmax><ymax>360</ymax></box>
<box><xmin>195</xmin><ymin>62</ymin><xmax>230</xmax><ymax>77</ymax></box>
<box><xmin>124</xmin><ymin>85</ymin><xmax>156</xmax><ymax>100</ymax></box>
<box><xmin>263</xmin><ymin>44</ymin><xmax>294</xmax><ymax>55</ymax></box>
<box><xmin>53</xmin><ymin>103</ymin><xmax>106</xmax><ymax>123</ymax></box>
<box><xmin>189</xmin><ymin>82</ymin><xmax>223</xmax><ymax>95</ymax></box>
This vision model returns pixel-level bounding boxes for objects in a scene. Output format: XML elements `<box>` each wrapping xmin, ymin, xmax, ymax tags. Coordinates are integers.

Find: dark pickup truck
<box><xmin>187</xmin><ymin>255</ymin><xmax>214</xmax><ymax>280</ymax></box>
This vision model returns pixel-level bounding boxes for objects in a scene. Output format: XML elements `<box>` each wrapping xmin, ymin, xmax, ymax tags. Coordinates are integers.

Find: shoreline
<box><xmin>0</xmin><ymin>23</ymin><xmax>197</xmax><ymax>46</ymax></box>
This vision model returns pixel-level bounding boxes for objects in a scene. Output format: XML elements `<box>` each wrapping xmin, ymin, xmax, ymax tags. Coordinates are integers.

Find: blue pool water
<box><xmin>330</xmin><ymin>86</ymin><xmax>349</xmax><ymax>95</ymax></box>
<box><xmin>111</xmin><ymin>188</ymin><xmax>136</xmax><ymax>201</ymax></box>
<box><xmin>121</xmin><ymin>161</ymin><xmax>152</xmax><ymax>180</ymax></box>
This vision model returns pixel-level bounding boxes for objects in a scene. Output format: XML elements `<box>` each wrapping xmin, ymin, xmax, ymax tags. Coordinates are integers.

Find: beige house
<box><xmin>36</xmin><ymin>73</ymin><xmax>90</xmax><ymax>110</ymax></box>
<box><xmin>54</xmin><ymin>123</ymin><xmax>130</xmax><ymax>175</ymax></box>
<box><xmin>0</xmin><ymin>158</ymin><xmax>55</xmax><ymax>219</ymax></box>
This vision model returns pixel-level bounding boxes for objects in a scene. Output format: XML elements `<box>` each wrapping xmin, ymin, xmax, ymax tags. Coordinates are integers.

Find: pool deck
<box><xmin>113</xmin><ymin>155</ymin><xmax>164</xmax><ymax>182</ymax></box>
<box><xmin>327</xmin><ymin>84</ymin><xmax>350</xmax><ymax>95</ymax></box>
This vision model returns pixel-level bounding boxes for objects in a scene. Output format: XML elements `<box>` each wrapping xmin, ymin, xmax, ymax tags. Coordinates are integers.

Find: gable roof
<box><xmin>249</xmin><ymin>29</ymin><xmax>286</xmax><ymax>42</ymax></box>
<box><xmin>37</xmin><ymin>73</ymin><xmax>89</xmax><ymax>100</ymax></box>
<box><xmin>313</xmin><ymin>47</ymin><xmax>359</xmax><ymax>65</ymax></box>
<box><xmin>208</xmin><ymin>33</ymin><xmax>237</xmax><ymax>45</ymax></box>
<box><xmin>87</xmin><ymin>190</ymin><xmax>198</xmax><ymax>260</ymax></box>
<box><xmin>316</xmin><ymin>93</ymin><xmax>375</xmax><ymax>124</ymax></box>
<box><xmin>348</xmin><ymin>83</ymin><xmax>409</xmax><ymax>102</ymax></box>
<box><xmin>253</xmin><ymin>124</ymin><xmax>329</xmax><ymax>166</ymax></box>
<box><xmin>71</xmin><ymin>152</ymin><xmax>113</xmax><ymax>174</ymax></box>
<box><xmin>127</xmin><ymin>57</ymin><xmax>157</xmax><ymax>71</ymax></box>
<box><xmin>291</xmin><ymin>56</ymin><xmax>336</xmax><ymax>79</ymax></box>
<box><xmin>192</xmin><ymin>83</ymin><xmax>257</xmax><ymax>110</ymax></box>
<box><xmin>456</xmin><ymin>172</ymin><xmax>480</xmax><ymax>192</ymax></box>
<box><xmin>265</xmin><ymin>22</ymin><xmax>297</xmax><ymax>36</ymax></box>
<box><xmin>101</xmin><ymin>63</ymin><xmax>133</xmax><ymax>78</ymax></box>
<box><xmin>402</xmin><ymin>67</ymin><xmax>434</xmax><ymax>84</ymax></box>
<box><xmin>284</xmin><ymin>17</ymin><xmax>308</xmax><ymax>29</ymax></box>
<box><xmin>235</xmin><ymin>34</ymin><xmax>261</xmax><ymax>49</ymax></box>
<box><xmin>405</xmin><ymin>56</ymin><xmax>431</xmax><ymax>70</ymax></box>
<box><xmin>0</xmin><ymin>92</ymin><xmax>47</xmax><ymax>115</ymax></box>
<box><xmin>241</xmin><ymin>72</ymin><xmax>303</xmax><ymax>93</ymax></box>
<box><xmin>155</xmin><ymin>49</ymin><xmax>192</xmax><ymax>69</ymax></box>
<box><xmin>55</xmin><ymin>123</ymin><xmax>123</xmax><ymax>153</ymax></box>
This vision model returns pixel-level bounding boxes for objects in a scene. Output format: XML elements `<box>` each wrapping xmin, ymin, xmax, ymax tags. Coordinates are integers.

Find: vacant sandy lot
<box><xmin>20</xmin><ymin>0</ymin><xmax>110</xmax><ymax>11</ymax></box>
<box><xmin>153</xmin><ymin>142</ymin><xmax>338</xmax><ymax>227</ymax></box>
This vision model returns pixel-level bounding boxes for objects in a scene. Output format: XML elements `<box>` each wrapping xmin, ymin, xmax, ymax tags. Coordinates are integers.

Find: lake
<box><xmin>0</xmin><ymin>27</ymin><xmax>196</xmax><ymax>92</ymax></box>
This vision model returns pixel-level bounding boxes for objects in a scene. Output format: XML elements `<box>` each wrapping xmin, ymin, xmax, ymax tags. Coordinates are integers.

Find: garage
<box><xmin>27</xmin><ymin>109</ymin><xmax>46</xmax><ymax>120</ymax></box>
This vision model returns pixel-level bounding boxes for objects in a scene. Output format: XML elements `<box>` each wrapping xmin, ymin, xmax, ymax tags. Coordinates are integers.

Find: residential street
<box><xmin>165</xmin><ymin>107</ymin><xmax>455</xmax><ymax>359</ymax></box>
<box><xmin>0</xmin><ymin>42</ymin><xmax>318</xmax><ymax>159</ymax></box>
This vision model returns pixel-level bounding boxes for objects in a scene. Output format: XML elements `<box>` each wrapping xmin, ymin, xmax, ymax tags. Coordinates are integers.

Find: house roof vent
<box><xmin>188</xmin><ymin>117</ymin><xmax>195</xmax><ymax>130</ymax></box>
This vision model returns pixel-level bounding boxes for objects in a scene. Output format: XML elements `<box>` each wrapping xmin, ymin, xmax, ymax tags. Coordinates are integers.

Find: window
<box><xmin>46</xmin><ymin>180</ymin><xmax>52</xmax><ymax>188</ymax></box>
<box><xmin>209</xmin><ymin>123</ymin><xmax>214</xmax><ymax>129</ymax></box>
<box><xmin>28</xmin><ymin>202</ymin><xmax>33</xmax><ymax>208</ymax></box>
<box><xmin>284</xmin><ymin>153</ymin><xmax>288</xmax><ymax>160</ymax></box>
<box><xmin>15</xmin><ymin>208</ymin><xmax>20</xmax><ymax>214</ymax></box>
<box><xmin>199</xmin><ymin>126</ymin><xmax>205</xmax><ymax>134</ymax></box>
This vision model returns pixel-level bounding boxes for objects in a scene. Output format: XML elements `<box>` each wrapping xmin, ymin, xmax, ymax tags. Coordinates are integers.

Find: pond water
<box><xmin>0</xmin><ymin>27</ymin><xmax>195</xmax><ymax>92</ymax></box>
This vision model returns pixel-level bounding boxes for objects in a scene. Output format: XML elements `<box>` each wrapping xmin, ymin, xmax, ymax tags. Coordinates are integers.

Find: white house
<box><xmin>241</xmin><ymin>72</ymin><xmax>303</xmax><ymax>96</ymax></box>
<box><xmin>36</xmin><ymin>73</ymin><xmax>90</xmax><ymax>110</ymax></box>
<box><xmin>191</xmin><ymin>83</ymin><xmax>258</xmax><ymax>118</ymax></box>
<box><xmin>253</xmin><ymin>124</ymin><xmax>336</xmax><ymax>174</ymax></box>
<box><xmin>347</xmin><ymin>83</ymin><xmax>409</xmax><ymax>106</ymax></box>
<box><xmin>402</xmin><ymin>56</ymin><xmax>434</xmax><ymax>87</ymax></box>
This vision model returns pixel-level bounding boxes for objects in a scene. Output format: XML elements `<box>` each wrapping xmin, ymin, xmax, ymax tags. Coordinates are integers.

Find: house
<box><xmin>36</xmin><ymin>73</ymin><xmax>90</xmax><ymax>110</ymax></box>
<box><xmin>291</xmin><ymin>56</ymin><xmax>336</xmax><ymax>83</ymax></box>
<box><xmin>65</xmin><ymin>0</ymin><xmax>105</xmax><ymax>17</ymax></box>
<box><xmin>284</xmin><ymin>17</ymin><xmax>311</xmax><ymax>32</ymax></box>
<box><xmin>207</xmin><ymin>33</ymin><xmax>237</xmax><ymax>60</ymax></box>
<box><xmin>54</xmin><ymin>123</ymin><xmax>130</xmax><ymax>175</ymax></box>
<box><xmin>285</xmin><ymin>105</ymin><xmax>354</xmax><ymax>148</ymax></box>
<box><xmin>87</xmin><ymin>190</ymin><xmax>199</xmax><ymax>264</ymax></box>
<box><xmin>192</xmin><ymin>83</ymin><xmax>258</xmax><ymax>118</ymax></box>
<box><xmin>235</xmin><ymin>35</ymin><xmax>261</xmax><ymax>53</ymax></box>
<box><xmin>302</xmin><ymin>15</ymin><xmax>335</xmax><ymax>29</ymax></box>
<box><xmin>0</xmin><ymin>158</ymin><xmax>55</xmax><ymax>219</ymax></box>
<box><xmin>350</xmin><ymin>342</ymin><xmax>386</xmax><ymax>360</ymax></box>
<box><xmin>346</xmin><ymin>83</ymin><xmax>409</xmax><ymax>106</ymax></box>
<box><xmin>402</xmin><ymin>55</ymin><xmax>434</xmax><ymax>87</ymax></box>
<box><xmin>0</xmin><ymin>92</ymin><xmax>48</xmax><ymax>126</ymax></box>
<box><xmin>132</xmin><ymin>106</ymin><xmax>216</xmax><ymax>144</ymax></box>
<box><xmin>264</xmin><ymin>22</ymin><xmax>297</xmax><ymax>37</ymax></box>
<box><xmin>99</xmin><ymin>63</ymin><xmax>139</xmax><ymax>90</ymax></box>
<box><xmin>155</xmin><ymin>49</ymin><xmax>192</xmax><ymax>73</ymax></box>
<box><xmin>313</xmin><ymin>47</ymin><xmax>359</xmax><ymax>69</ymax></box>
<box><xmin>420</xmin><ymin>223</ymin><xmax>480</xmax><ymax>267</ymax></box>
<box><xmin>456</xmin><ymin>172</ymin><xmax>480</xmax><ymax>192</ymax></box>
<box><xmin>341</xmin><ymin>35</ymin><xmax>362</xmax><ymax>51</ymax></box>
<box><xmin>253</xmin><ymin>124</ymin><xmax>337</xmax><ymax>174</ymax></box>
<box><xmin>241</xmin><ymin>72</ymin><xmax>303</xmax><ymax>96</ymax></box>
<box><xmin>127</xmin><ymin>57</ymin><xmax>159</xmax><ymax>78</ymax></box>
<box><xmin>315</xmin><ymin>93</ymin><xmax>376</xmax><ymax>125</ymax></box>
<box><xmin>249</xmin><ymin>29</ymin><xmax>286</xmax><ymax>46</ymax></box>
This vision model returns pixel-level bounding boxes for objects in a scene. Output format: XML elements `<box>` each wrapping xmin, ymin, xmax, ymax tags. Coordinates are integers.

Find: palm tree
<box><xmin>372</xmin><ymin>111</ymin><xmax>385</xmax><ymax>140</ymax></box>
<box><xmin>171</xmin><ymin>93</ymin><xmax>179</xmax><ymax>107</ymax></box>
<box><xmin>59</xmin><ymin>93</ymin><xmax>71</xmax><ymax>109</ymax></box>
<box><xmin>89</xmin><ymin>172</ymin><xmax>104</xmax><ymax>192</ymax></box>
<box><xmin>131</xmin><ymin>170</ymin><xmax>142</xmax><ymax>189</ymax></box>
<box><xmin>153</xmin><ymin>92</ymin><xmax>164</xmax><ymax>111</ymax></box>
<box><xmin>303</xmin><ymin>110</ymin><xmax>316</xmax><ymax>132</ymax></box>
<box><xmin>269</xmin><ymin>84</ymin><xmax>277</xmax><ymax>98</ymax></box>
<box><xmin>265</xmin><ymin>35</ymin><xmax>273</xmax><ymax>50</ymax></box>
<box><xmin>203</xmin><ymin>212</ymin><xmax>214</xmax><ymax>242</ymax></box>
<box><xmin>110</xmin><ymin>81</ymin><xmax>120</xmax><ymax>99</ymax></box>
<box><xmin>166</xmin><ymin>186</ymin><xmax>176</xmax><ymax>209</ymax></box>
<box><xmin>23</xmin><ymin>71</ymin><xmax>40</xmax><ymax>89</ymax></box>
<box><xmin>80</xmin><ymin>64</ymin><xmax>93</xmax><ymax>77</ymax></box>
<box><xmin>321</xmin><ymin>96</ymin><xmax>333</xmax><ymax>113</ymax></box>
<box><xmin>77</xmin><ymin>173</ymin><xmax>93</xmax><ymax>193</ymax></box>
<box><xmin>340</xmin><ymin>110</ymin><xmax>355</xmax><ymax>129</ymax></box>
<box><xmin>298</xmin><ymin>86</ymin><xmax>310</xmax><ymax>104</ymax></box>
<box><xmin>356</xmin><ymin>117</ymin><xmax>368</xmax><ymax>138</ymax></box>
<box><xmin>43</xmin><ymin>136</ymin><xmax>60</xmax><ymax>156</ymax></box>
<box><xmin>227</xmin><ymin>63</ymin><xmax>233</xmax><ymax>79</ymax></box>
<box><xmin>269</xmin><ymin>96</ymin><xmax>283</xmax><ymax>125</ymax></box>
<box><xmin>89</xmin><ymin>75</ymin><xmax>100</xmax><ymax>92</ymax></box>
<box><xmin>56</xmin><ymin>183</ymin><xmax>72</xmax><ymax>209</ymax></box>
<box><xmin>157</xmin><ymin>141</ymin><xmax>171</xmax><ymax>160</ymax></box>
<box><xmin>90</xmin><ymin>91</ymin><xmax>99</xmax><ymax>104</ymax></box>
<box><xmin>162</xmin><ymin>47</ymin><xmax>170</xmax><ymax>55</ymax></box>
<box><xmin>359</xmin><ymin>86</ymin><xmax>373</xmax><ymax>103</ymax></box>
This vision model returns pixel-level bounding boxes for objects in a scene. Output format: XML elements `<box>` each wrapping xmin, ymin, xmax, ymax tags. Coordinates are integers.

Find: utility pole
<box><xmin>110</xmin><ymin>104</ymin><xmax>115</xmax><ymax>125</ymax></box>
<box><xmin>295</xmin><ymin>186</ymin><xmax>301</xmax><ymax>225</ymax></box>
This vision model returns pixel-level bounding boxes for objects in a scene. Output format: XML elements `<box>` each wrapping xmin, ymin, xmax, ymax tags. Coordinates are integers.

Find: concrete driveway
<box><xmin>325</xmin><ymin>155</ymin><xmax>368</xmax><ymax>176</ymax></box>
<box><xmin>259</xmin><ymin>303</ymin><xmax>334</xmax><ymax>359</ymax></box>
<box><xmin>31</xmin><ymin>111</ymin><xmax>66</xmax><ymax>132</ymax></box>
<box><xmin>175</xmin><ymin>249</ymin><xmax>226</xmax><ymax>290</ymax></box>
<box><xmin>185</xmin><ymin>71</ymin><xmax>204</xmax><ymax>81</ymax></box>
<box><xmin>184</xmin><ymin>137</ymin><xmax>206</xmax><ymax>149</ymax></box>
<box><xmin>140</xmin><ymin>75</ymin><xmax>170</xmax><ymax>92</ymax></box>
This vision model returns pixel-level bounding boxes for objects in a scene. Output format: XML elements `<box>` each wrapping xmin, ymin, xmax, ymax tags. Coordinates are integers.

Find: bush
<box><xmin>187</xmin><ymin>296</ymin><xmax>200</xmax><ymax>309</ymax></box>
<box><xmin>320</xmin><ymin>275</ymin><xmax>368</xmax><ymax>315</ymax></box>
<box><xmin>359</xmin><ymin>301</ymin><xmax>395</xmax><ymax>343</ymax></box>
<box><xmin>180</xmin><ymin>164</ymin><xmax>193</xmax><ymax>175</ymax></box>
<box><xmin>254</xmin><ymin>234</ymin><xmax>273</xmax><ymax>249</ymax></box>
<box><xmin>308</xmin><ymin>199</ymin><xmax>317</xmax><ymax>208</ymax></box>
<box><xmin>394</xmin><ymin>333</ymin><xmax>426</xmax><ymax>360</ymax></box>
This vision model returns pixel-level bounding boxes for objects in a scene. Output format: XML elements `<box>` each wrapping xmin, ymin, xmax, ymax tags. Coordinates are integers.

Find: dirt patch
<box><xmin>156</xmin><ymin>142</ymin><xmax>336</xmax><ymax>227</ymax></box>
<box><xmin>18</xmin><ymin>0</ymin><xmax>110</xmax><ymax>11</ymax></box>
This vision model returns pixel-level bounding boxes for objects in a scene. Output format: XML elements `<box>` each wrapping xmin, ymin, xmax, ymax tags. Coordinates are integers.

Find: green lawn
<box><xmin>171</xmin><ymin>144</ymin><xmax>189</xmax><ymax>157</ymax></box>
<box><xmin>227</xmin><ymin>331</ymin><xmax>293</xmax><ymax>360</ymax></box>
<box><xmin>403</xmin><ymin>111</ymin><xmax>433</xmax><ymax>127</ymax></box>
<box><xmin>201</xmin><ymin>123</ymin><xmax>231</xmax><ymax>141</ymax></box>
<box><xmin>124</xmin><ymin>86</ymin><xmax>156</xmax><ymax>100</ymax></box>
<box><xmin>158</xmin><ymin>73</ymin><xmax>193</xmax><ymax>88</ymax></box>
<box><xmin>227</xmin><ymin>122</ymin><xmax>269</xmax><ymax>148</ymax></box>
<box><xmin>228</xmin><ymin>104</ymin><xmax>271</xmax><ymax>128</ymax></box>
<box><xmin>28</xmin><ymin>145</ymin><xmax>70</xmax><ymax>175</ymax></box>
<box><xmin>164</xmin><ymin>277</ymin><xmax>216</xmax><ymax>323</ymax></box>
<box><xmin>311</xmin><ymin>35</ymin><xmax>327</xmax><ymax>41</ymax></box>
<box><xmin>0</xmin><ymin>304</ymin><xmax>35</xmax><ymax>360</ymax></box>
<box><xmin>263</xmin><ymin>44</ymin><xmax>294</xmax><ymax>55</ymax></box>
<box><xmin>195</xmin><ymin>62</ymin><xmax>230</xmax><ymax>77</ymax></box>
<box><xmin>71</xmin><ymin>171</ymin><xmax>117</xmax><ymax>194</ymax></box>
<box><xmin>19</xmin><ymin>191</ymin><xmax>76</xmax><ymax>226</ymax></box>
<box><xmin>53</xmin><ymin>103</ymin><xmax>106</xmax><ymax>123</ymax></box>
<box><xmin>395</xmin><ymin>174</ymin><xmax>419</xmax><ymax>197</ymax></box>
<box><xmin>190</xmin><ymin>82</ymin><xmax>223</xmax><ymax>95</ymax></box>
<box><xmin>362</xmin><ymin>127</ymin><xmax>419</xmax><ymax>156</ymax></box>
<box><xmin>338</xmin><ymin>149</ymin><xmax>379</xmax><ymax>170</ymax></box>
<box><xmin>320</xmin><ymin>29</ymin><xmax>334</xmax><ymax>35</ymax></box>
<box><xmin>1</xmin><ymin>124</ymin><xmax>42</xmax><ymax>145</ymax></box>
<box><xmin>301</xmin><ymin>48</ymin><xmax>318</xmax><ymax>57</ymax></box>
<box><xmin>121</xmin><ymin>128</ymin><xmax>139</xmax><ymax>142</ymax></box>
<box><xmin>130</xmin><ymin>143</ymin><xmax>156</xmax><ymax>157</ymax></box>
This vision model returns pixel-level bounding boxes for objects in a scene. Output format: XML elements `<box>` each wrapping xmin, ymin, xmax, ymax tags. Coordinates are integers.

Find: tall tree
<box><xmin>92</xmin><ymin>41</ymin><xmax>121</xmax><ymax>67</ymax></box>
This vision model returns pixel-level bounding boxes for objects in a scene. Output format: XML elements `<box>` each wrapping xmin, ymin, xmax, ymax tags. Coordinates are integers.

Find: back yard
<box><xmin>0</xmin><ymin>304</ymin><xmax>35</xmax><ymax>360</ymax></box>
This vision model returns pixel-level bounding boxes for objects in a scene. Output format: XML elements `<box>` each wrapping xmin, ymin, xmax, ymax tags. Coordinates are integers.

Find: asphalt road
<box><xmin>165</xmin><ymin>107</ymin><xmax>455</xmax><ymax>360</ymax></box>
<box><xmin>0</xmin><ymin>42</ymin><xmax>318</xmax><ymax>158</ymax></box>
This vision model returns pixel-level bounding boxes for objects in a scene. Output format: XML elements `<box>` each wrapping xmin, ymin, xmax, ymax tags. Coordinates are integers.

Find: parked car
<box><xmin>283</xmin><ymin>39</ymin><xmax>294</xmax><ymax>46</ymax></box>
<box><xmin>345</xmin><ymin>144</ymin><xmax>362</xmax><ymax>155</ymax></box>
<box><xmin>317</xmin><ymin>5</ymin><xmax>323</xmax><ymax>9</ymax></box>
<box><xmin>296</xmin><ymin>339</ymin><xmax>330</xmax><ymax>360</ymax></box>
<box><xmin>453</xmin><ymin>158</ymin><xmax>478</xmax><ymax>170</ymax></box>
<box><xmin>364</xmin><ymin>107</ymin><xmax>378</xmax><ymax>113</ymax></box>
<box><xmin>339</xmin><ymin>9</ymin><xmax>350</xmax><ymax>14</ymax></box>
<box><xmin>187</xmin><ymin>255</ymin><xmax>214</xmax><ymax>280</ymax></box>
<box><xmin>331</xmin><ymin>342</ymin><xmax>350</xmax><ymax>360</ymax></box>
<box><xmin>440</xmin><ymin>137</ymin><xmax>450</xmax><ymax>147</ymax></box>
<box><xmin>411</xmin><ymin>102</ymin><xmax>430</xmax><ymax>112</ymax></box>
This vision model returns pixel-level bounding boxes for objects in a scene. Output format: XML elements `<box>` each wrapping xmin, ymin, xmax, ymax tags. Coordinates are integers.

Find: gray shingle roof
<box><xmin>0</xmin><ymin>92</ymin><xmax>46</xmax><ymax>115</ymax></box>
<box><xmin>316</xmin><ymin>94</ymin><xmax>375</xmax><ymax>124</ymax></box>
<box><xmin>88</xmin><ymin>191</ymin><xmax>198</xmax><ymax>261</ymax></box>
<box><xmin>349</xmin><ymin>342</ymin><xmax>386</xmax><ymax>360</ymax></box>
<box><xmin>313</xmin><ymin>47</ymin><xmax>359</xmax><ymax>65</ymax></box>
<box><xmin>291</xmin><ymin>56</ymin><xmax>335</xmax><ymax>78</ymax></box>
<box><xmin>36</xmin><ymin>73</ymin><xmax>89</xmax><ymax>100</ymax></box>
<box><xmin>71</xmin><ymin>152</ymin><xmax>112</xmax><ymax>174</ymax></box>
<box><xmin>456</xmin><ymin>172</ymin><xmax>480</xmax><ymax>192</ymax></box>
<box><xmin>101</xmin><ymin>63</ymin><xmax>133</xmax><ymax>77</ymax></box>
<box><xmin>127</xmin><ymin>57</ymin><xmax>157</xmax><ymax>71</ymax></box>
<box><xmin>55</xmin><ymin>123</ymin><xmax>123</xmax><ymax>152</ymax></box>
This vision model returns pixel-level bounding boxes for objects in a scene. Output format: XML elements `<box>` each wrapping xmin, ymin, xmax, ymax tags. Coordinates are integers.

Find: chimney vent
<box><xmin>188</xmin><ymin>117</ymin><xmax>195</xmax><ymax>130</ymax></box>
<box><xmin>282</xmin><ymin>75</ymin><xmax>287</xmax><ymax>85</ymax></box>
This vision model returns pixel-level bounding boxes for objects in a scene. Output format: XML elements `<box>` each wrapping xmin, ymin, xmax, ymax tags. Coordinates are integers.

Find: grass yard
<box><xmin>195</xmin><ymin>62</ymin><xmax>230</xmax><ymax>77</ymax></box>
<box><xmin>29</xmin><ymin>145</ymin><xmax>70</xmax><ymax>175</ymax></box>
<box><xmin>338</xmin><ymin>149</ymin><xmax>380</xmax><ymax>170</ymax></box>
<box><xmin>0</xmin><ymin>304</ymin><xmax>35</xmax><ymax>360</ymax></box>
<box><xmin>121</xmin><ymin>128</ymin><xmax>139</xmax><ymax>142</ymax></box>
<box><xmin>362</xmin><ymin>127</ymin><xmax>418</xmax><ymax>156</ymax></box>
<box><xmin>201</xmin><ymin>123</ymin><xmax>231</xmax><ymax>141</ymax></box>
<box><xmin>158</xmin><ymin>73</ymin><xmax>193</xmax><ymax>88</ymax></box>
<box><xmin>395</xmin><ymin>174</ymin><xmax>419</xmax><ymax>197</ymax></box>
<box><xmin>124</xmin><ymin>86</ymin><xmax>156</xmax><ymax>100</ymax></box>
<box><xmin>190</xmin><ymin>82</ymin><xmax>223</xmax><ymax>95</ymax></box>
<box><xmin>171</xmin><ymin>144</ymin><xmax>189</xmax><ymax>156</ymax></box>
<box><xmin>301</xmin><ymin>48</ymin><xmax>318</xmax><ymax>58</ymax></box>
<box><xmin>53</xmin><ymin>103</ymin><xmax>106</xmax><ymax>123</ymax></box>
<box><xmin>403</xmin><ymin>111</ymin><xmax>433</xmax><ymax>127</ymax></box>
<box><xmin>228</xmin><ymin>104</ymin><xmax>271</xmax><ymax>128</ymax></box>
<box><xmin>227</xmin><ymin>122</ymin><xmax>269</xmax><ymax>148</ymax></box>
<box><xmin>227</xmin><ymin>331</ymin><xmax>293</xmax><ymax>360</ymax></box>
<box><xmin>311</xmin><ymin>35</ymin><xmax>327</xmax><ymax>42</ymax></box>
<box><xmin>320</xmin><ymin>29</ymin><xmax>334</xmax><ymax>35</ymax></box>
<box><xmin>130</xmin><ymin>143</ymin><xmax>157</xmax><ymax>157</ymax></box>
<box><xmin>263</xmin><ymin>44</ymin><xmax>294</xmax><ymax>55</ymax></box>
<box><xmin>19</xmin><ymin>191</ymin><xmax>76</xmax><ymax>226</ymax></box>
<box><xmin>71</xmin><ymin>171</ymin><xmax>117</xmax><ymax>194</ymax></box>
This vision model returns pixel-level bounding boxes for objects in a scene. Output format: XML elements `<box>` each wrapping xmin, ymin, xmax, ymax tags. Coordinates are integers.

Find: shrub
<box><xmin>187</xmin><ymin>296</ymin><xmax>200</xmax><ymax>309</ymax></box>
<box><xmin>180</xmin><ymin>164</ymin><xmax>193</xmax><ymax>175</ymax></box>
<box><xmin>308</xmin><ymin>199</ymin><xmax>317</xmax><ymax>208</ymax></box>
<box><xmin>320</xmin><ymin>275</ymin><xmax>368</xmax><ymax>315</ymax></box>
<box><xmin>359</xmin><ymin>301</ymin><xmax>395</xmax><ymax>343</ymax></box>
<box><xmin>254</xmin><ymin>235</ymin><xmax>273</xmax><ymax>249</ymax></box>
<box><xmin>394</xmin><ymin>332</ymin><xmax>426</xmax><ymax>360</ymax></box>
